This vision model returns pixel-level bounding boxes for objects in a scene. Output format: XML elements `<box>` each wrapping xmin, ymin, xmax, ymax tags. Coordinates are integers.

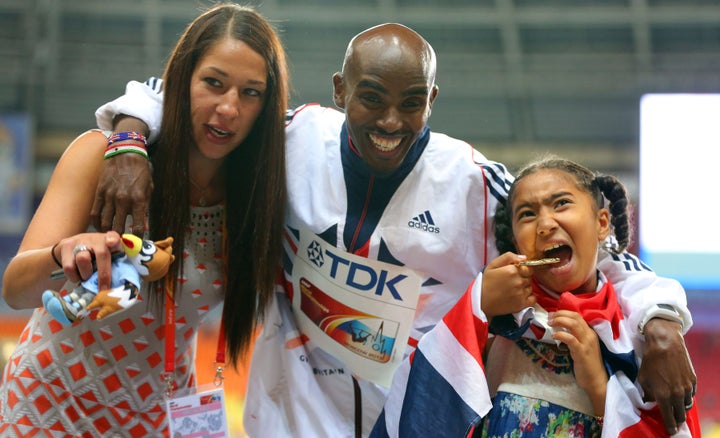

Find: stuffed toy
<box><xmin>42</xmin><ymin>234</ymin><xmax>175</xmax><ymax>325</ymax></box>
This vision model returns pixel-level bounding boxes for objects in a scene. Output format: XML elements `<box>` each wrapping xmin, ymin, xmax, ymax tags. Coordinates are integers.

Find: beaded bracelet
<box><xmin>108</xmin><ymin>131</ymin><xmax>147</xmax><ymax>146</ymax></box>
<box><xmin>104</xmin><ymin>132</ymin><xmax>150</xmax><ymax>161</ymax></box>
<box><xmin>104</xmin><ymin>143</ymin><xmax>149</xmax><ymax>160</ymax></box>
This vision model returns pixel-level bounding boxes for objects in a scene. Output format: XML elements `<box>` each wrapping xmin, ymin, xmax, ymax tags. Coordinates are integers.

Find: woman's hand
<box><xmin>54</xmin><ymin>231</ymin><xmax>124</xmax><ymax>291</ymax></box>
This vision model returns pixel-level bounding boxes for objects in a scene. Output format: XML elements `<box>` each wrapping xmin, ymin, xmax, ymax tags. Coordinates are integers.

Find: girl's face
<box><xmin>511</xmin><ymin>168</ymin><xmax>610</xmax><ymax>294</ymax></box>
<box><xmin>190</xmin><ymin>37</ymin><xmax>267</xmax><ymax>162</ymax></box>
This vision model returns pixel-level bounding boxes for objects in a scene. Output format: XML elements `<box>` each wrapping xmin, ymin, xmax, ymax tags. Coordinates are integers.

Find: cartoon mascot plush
<box><xmin>42</xmin><ymin>234</ymin><xmax>175</xmax><ymax>325</ymax></box>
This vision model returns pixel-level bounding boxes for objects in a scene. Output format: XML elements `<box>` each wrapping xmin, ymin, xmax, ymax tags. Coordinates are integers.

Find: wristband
<box><xmin>108</xmin><ymin>131</ymin><xmax>147</xmax><ymax>146</ymax></box>
<box><xmin>104</xmin><ymin>131</ymin><xmax>149</xmax><ymax>160</ymax></box>
<box><xmin>104</xmin><ymin>144</ymin><xmax>149</xmax><ymax>160</ymax></box>
<box><xmin>637</xmin><ymin>303</ymin><xmax>684</xmax><ymax>334</ymax></box>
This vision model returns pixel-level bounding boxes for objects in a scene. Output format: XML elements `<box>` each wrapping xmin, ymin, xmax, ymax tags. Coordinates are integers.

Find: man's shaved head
<box><xmin>342</xmin><ymin>23</ymin><xmax>437</xmax><ymax>88</ymax></box>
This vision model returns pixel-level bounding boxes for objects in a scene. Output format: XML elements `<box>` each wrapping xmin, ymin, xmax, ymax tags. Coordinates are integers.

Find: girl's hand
<box><xmin>550</xmin><ymin>309</ymin><xmax>608</xmax><ymax>415</ymax></box>
<box><xmin>480</xmin><ymin>252</ymin><xmax>536</xmax><ymax>319</ymax></box>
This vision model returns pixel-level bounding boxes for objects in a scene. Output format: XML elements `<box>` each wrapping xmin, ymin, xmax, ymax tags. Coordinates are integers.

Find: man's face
<box><xmin>333</xmin><ymin>44</ymin><xmax>437</xmax><ymax>176</ymax></box>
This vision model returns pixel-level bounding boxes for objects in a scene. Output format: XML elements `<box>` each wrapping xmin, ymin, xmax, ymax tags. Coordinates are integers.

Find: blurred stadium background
<box><xmin>1</xmin><ymin>0</ymin><xmax>719</xmax><ymax>435</ymax></box>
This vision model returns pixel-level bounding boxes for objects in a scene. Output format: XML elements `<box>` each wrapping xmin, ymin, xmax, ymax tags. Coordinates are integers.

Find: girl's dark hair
<box><xmin>149</xmin><ymin>4</ymin><xmax>289</xmax><ymax>367</ymax></box>
<box><xmin>494</xmin><ymin>156</ymin><xmax>631</xmax><ymax>256</ymax></box>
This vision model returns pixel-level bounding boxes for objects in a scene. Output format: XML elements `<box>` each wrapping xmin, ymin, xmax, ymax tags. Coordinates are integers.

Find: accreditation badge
<box><xmin>291</xmin><ymin>227</ymin><xmax>422</xmax><ymax>387</ymax></box>
<box><xmin>166</xmin><ymin>385</ymin><xmax>229</xmax><ymax>437</ymax></box>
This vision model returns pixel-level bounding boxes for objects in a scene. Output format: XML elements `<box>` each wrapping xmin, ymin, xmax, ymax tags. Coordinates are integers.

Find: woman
<box><xmin>0</xmin><ymin>4</ymin><xmax>288</xmax><ymax>436</ymax></box>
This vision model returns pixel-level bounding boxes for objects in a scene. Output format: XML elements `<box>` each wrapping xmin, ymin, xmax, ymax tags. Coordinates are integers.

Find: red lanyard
<box><xmin>164</xmin><ymin>277</ymin><xmax>227</xmax><ymax>397</ymax></box>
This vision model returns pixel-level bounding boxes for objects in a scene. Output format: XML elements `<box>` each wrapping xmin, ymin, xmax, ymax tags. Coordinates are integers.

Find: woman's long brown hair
<box><xmin>149</xmin><ymin>4</ymin><xmax>288</xmax><ymax>367</ymax></box>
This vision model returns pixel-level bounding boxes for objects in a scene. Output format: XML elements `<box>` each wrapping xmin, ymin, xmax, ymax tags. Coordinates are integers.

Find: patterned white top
<box><xmin>0</xmin><ymin>205</ymin><xmax>225</xmax><ymax>437</ymax></box>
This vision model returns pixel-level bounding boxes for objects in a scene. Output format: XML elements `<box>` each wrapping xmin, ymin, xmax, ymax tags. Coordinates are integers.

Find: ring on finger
<box><xmin>73</xmin><ymin>245</ymin><xmax>90</xmax><ymax>257</ymax></box>
<box><xmin>685</xmin><ymin>400</ymin><xmax>694</xmax><ymax>410</ymax></box>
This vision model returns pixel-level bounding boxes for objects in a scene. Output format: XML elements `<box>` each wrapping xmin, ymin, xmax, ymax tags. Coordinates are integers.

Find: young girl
<box><xmin>372</xmin><ymin>156</ymin><xmax>700</xmax><ymax>437</ymax></box>
<box><xmin>480</xmin><ymin>157</ymin><xmax>666</xmax><ymax>437</ymax></box>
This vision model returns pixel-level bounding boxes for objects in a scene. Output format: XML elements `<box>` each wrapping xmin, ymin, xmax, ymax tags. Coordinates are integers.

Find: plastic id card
<box><xmin>166</xmin><ymin>384</ymin><xmax>229</xmax><ymax>437</ymax></box>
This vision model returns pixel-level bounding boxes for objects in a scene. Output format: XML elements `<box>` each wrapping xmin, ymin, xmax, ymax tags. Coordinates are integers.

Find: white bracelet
<box><xmin>637</xmin><ymin>303</ymin><xmax>684</xmax><ymax>334</ymax></box>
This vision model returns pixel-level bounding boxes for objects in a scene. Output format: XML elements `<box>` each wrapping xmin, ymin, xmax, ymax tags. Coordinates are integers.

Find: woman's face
<box><xmin>511</xmin><ymin>168</ymin><xmax>610</xmax><ymax>294</ymax></box>
<box><xmin>190</xmin><ymin>37</ymin><xmax>267</xmax><ymax>162</ymax></box>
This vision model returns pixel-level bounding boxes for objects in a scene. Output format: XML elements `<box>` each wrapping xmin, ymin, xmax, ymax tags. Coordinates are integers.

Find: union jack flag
<box><xmin>371</xmin><ymin>275</ymin><xmax>701</xmax><ymax>437</ymax></box>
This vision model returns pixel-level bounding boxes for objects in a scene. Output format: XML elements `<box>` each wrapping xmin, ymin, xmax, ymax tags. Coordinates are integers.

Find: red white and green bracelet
<box><xmin>104</xmin><ymin>132</ymin><xmax>149</xmax><ymax>160</ymax></box>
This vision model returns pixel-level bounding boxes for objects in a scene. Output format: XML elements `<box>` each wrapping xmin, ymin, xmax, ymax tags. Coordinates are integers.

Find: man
<box><xmin>94</xmin><ymin>23</ymin><xmax>695</xmax><ymax>437</ymax></box>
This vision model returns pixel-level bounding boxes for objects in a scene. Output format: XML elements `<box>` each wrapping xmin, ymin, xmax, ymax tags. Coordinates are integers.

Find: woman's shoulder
<box><xmin>80</xmin><ymin>128</ymin><xmax>112</xmax><ymax>141</ymax></box>
<box><xmin>63</xmin><ymin>129</ymin><xmax>111</xmax><ymax>152</ymax></box>
<box><xmin>54</xmin><ymin>129</ymin><xmax>110</xmax><ymax>172</ymax></box>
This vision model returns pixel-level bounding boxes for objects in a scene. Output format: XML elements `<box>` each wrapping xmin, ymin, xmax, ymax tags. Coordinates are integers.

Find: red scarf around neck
<box><xmin>532</xmin><ymin>277</ymin><xmax>623</xmax><ymax>340</ymax></box>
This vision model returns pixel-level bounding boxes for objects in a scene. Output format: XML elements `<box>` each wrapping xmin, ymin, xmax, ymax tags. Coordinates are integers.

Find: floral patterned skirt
<box><xmin>478</xmin><ymin>391</ymin><xmax>602</xmax><ymax>438</ymax></box>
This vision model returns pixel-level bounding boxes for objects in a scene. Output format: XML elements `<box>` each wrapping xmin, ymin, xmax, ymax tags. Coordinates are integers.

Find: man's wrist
<box><xmin>113</xmin><ymin>115</ymin><xmax>151</xmax><ymax>138</ymax></box>
<box><xmin>638</xmin><ymin>303</ymin><xmax>684</xmax><ymax>335</ymax></box>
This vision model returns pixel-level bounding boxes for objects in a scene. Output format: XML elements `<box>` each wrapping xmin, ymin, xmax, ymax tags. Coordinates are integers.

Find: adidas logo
<box><xmin>408</xmin><ymin>210</ymin><xmax>440</xmax><ymax>233</ymax></box>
